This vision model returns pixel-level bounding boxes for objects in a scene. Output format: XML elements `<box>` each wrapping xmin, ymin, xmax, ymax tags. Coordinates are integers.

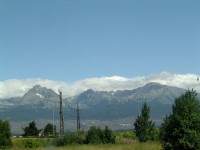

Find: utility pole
<box><xmin>52</xmin><ymin>100</ymin><xmax>55</xmax><ymax>137</ymax></box>
<box><xmin>59</xmin><ymin>89</ymin><xmax>64</xmax><ymax>136</ymax></box>
<box><xmin>77</xmin><ymin>102</ymin><xmax>80</xmax><ymax>131</ymax></box>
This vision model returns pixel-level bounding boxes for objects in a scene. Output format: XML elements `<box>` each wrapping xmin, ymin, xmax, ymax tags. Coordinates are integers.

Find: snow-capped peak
<box><xmin>35</xmin><ymin>93</ymin><xmax>44</xmax><ymax>99</ymax></box>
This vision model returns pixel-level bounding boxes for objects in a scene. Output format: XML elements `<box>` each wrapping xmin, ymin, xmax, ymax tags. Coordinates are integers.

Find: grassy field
<box><xmin>10</xmin><ymin>130</ymin><xmax>161</xmax><ymax>150</ymax></box>
<box><xmin>55</xmin><ymin>143</ymin><xmax>161</xmax><ymax>150</ymax></box>
<box><xmin>10</xmin><ymin>138</ymin><xmax>161</xmax><ymax>150</ymax></box>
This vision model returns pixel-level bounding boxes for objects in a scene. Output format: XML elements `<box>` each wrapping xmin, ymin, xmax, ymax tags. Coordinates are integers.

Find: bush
<box><xmin>53</xmin><ymin>137</ymin><xmax>65</xmax><ymax>147</ymax></box>
<box><xmin>104</xmin><ymin>126</ymin><xmax>115</xmax><ymax>144</ymax></box>
<box><xmin>115</xmin><ymin>131</ymin><xmax>137</xmax><ymax>143</ymax></box>
<box><xmin>12</xmin><ymin>138</ymin><xmax>53</xmax><ymax>149</ymax></box>
<box><xmin>85</xmin><ymin>126</ymin><xmax>102</xmax><ymax>144</ymax></box>
<box><xmin>0</xmin><ymin>120</ymin><xmax>12</xmax><ymax>149</ymax></box>
<box><xmin>53</xmin><ymin>132</ymin><xmax>86</xmax><ymax>146</ymax></box>
<box><xmin>24</xmin><ymin>139</ymin><xmax>40</xmax><ymax>148</ymax></box>
<box><xmin>54</xmin><ymin>127</ymin><xmax>115</xmax><ymax>147</ymax></box>
<box><xmin>85</xmin><ymin>126</ymin><xmax>115</xmax><ymax>144</ymax></box>
<box><xmin>122</xmin><ymin>131</ymin><xmax>136</xmax><ymax>139</ymax></box>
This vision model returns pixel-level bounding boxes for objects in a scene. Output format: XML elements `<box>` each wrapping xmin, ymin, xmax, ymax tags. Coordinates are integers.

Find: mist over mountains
<box><xmin>0</xmin><ymin>81</ymin><xmax>192</xmax><ymax>133</ymax></box>
<box><xmin>0</xmin><ymin>72</ymin><xmax>199</xmax><ymax>99</ymax></box>
<box><xmin>0</xmin><ymin>82</ymin><xmax>185</xmax><ymax>108</ymax></box>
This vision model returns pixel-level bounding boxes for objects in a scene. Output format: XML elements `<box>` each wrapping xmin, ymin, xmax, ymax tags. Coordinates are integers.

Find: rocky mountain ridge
<box><xmin>0</xmin><ymin>82</ymin><xmax>186</xmax><ymax>108</ymax></box>
<box><xmin>0</xmin><ymin>82</ymin><xmax>191</xmax><ymax>133</ymax></box>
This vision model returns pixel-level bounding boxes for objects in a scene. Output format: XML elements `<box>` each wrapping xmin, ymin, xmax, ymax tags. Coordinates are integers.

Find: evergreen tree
<box><xmin>22</xmin><ymin>121</ymin><xmax>41</xmax><ymax>137</ymax></box>
<box><xmin>43</xmin><ymin>123</ymin><xmax>56</xmax><ymax>137</ymax></box>
<box><xmin>0</xmin><ymin>120</ymin><xmax>12</xmax><ymax>149</ymax></box>
<box><xmin>160</xmin><ymin>90</ymin><xmax>200</xmax><ymax>150</ymax></box>
<box><xmin>134</xmin><ymin>102</ymin><xmax>155</xmax><ymax>142</ymax></box>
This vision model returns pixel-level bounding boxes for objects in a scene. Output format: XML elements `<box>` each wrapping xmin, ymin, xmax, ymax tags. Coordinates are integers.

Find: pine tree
<box><xmin>134</xmin><ymin>102</ymin><xmax>155</xmax><ymax>142</ymax></box>
<box><xmin>160</xmin><ymin>90</ymin><xmax>200</xmax><ymax>150</ymax></box>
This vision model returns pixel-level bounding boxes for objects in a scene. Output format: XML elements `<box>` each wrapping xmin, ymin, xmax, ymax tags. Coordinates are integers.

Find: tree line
<box><xmin>1</xmin><ymin>90</ymin><xmax>200</xmax><ymax>149</ymax></box>
<box><xmin>22</xmin><ymin>121</ymin><xmax>56</xmax><ymax>137</ymax></box>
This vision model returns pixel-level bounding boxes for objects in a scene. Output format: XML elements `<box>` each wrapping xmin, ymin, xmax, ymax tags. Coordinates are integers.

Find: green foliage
<box><xmin>121</xmin><ymin>131</ymin><xmax>136</xmax><ymax>139</ymax></box>
<box><xmin>104</xmin><ymin>126</ymin><xmax>115</xmax><ymax>144</ymax></box>
<box><xmin>152</xmin><ymin>128</ymin><xmax>160</xmax><ymax>142</ymax></box>
<box><xmin>24</xmin><ymin>139</ymin><xmax>40</xmax><ymax>148</ymax></box>
<box><xmin>11</xmin><ymin>139</ymin><xmax>161</xmax><ymax>150</ymax></box>
<box><xmin>53</xmin><ymin>137</ymin><xmax>66</xmax><ymax>147</ymax></box>
<box><xmin>134</xmin><ymin>102</ymin><xmax>155</xmax><ymax>142</ymax></box>
<box><xmin>85</xmin><ymin>126</ymin><xmax>102</xmax><ymax>144</ymax></box>
<box><xmin>53</xmin><ymin>132</ymin><xmax>86</xmax><ymax>146</ymax></box>
<box><xmin>43</xmin><ymin>123</ymin><xmax>56</xmax><ymax>137</ymax></box>
<box><xmin>22</xmin><ymin>121</ymin><xmax>41</xmax><ymax>137</ymax></box>
<box><xmin>115</xmin><ymin>131</ymin><xmax>136</xmax><ymax>141</ymax></box>
<box><xmin>0</xmin><ymin>120</ymin><xmax>12</xmax><ymax>149</ymax></box>
<box><xmin>12</xmin><ymin>138</ymin><xmax>53</xmax><ymax>149</ymax></box>
<box><xmin>85</xmin><ymin>126</ymin><xmax>115</xmax><ymax>144</ymax></box>
<box><xmin>160</xmin><ymin>90</ymin><xmax>200</xmax><ymax>150</ymax></box>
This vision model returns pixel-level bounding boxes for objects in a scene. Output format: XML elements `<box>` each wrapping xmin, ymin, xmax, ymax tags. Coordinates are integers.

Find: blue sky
<box><xmin>0</xmin><ymin>0</ymin><xmax>200</xmax><ymax>82</ymax></box>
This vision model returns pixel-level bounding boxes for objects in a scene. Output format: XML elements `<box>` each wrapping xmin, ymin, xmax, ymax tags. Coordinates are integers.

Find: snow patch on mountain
<box><xmin>35</xmin><ymin>93</ymin><xmax>44</xmax><ymax>99</ymax></box>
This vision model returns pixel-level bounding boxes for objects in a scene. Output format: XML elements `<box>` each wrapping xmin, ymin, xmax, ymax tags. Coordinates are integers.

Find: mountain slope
<box><xmin>0</xmin><ymin>82</ymin><xmax>190</xmax><ymax>133</ymax></box>
<box><xmin>18</xmin><ymin>85</ymin><xmax>59</xmax><ymax>108</ymax></box>
<box><xmin>73</xmin><ymin>82</ymin><xmax>185</xmax><ymax>106</ymax></box>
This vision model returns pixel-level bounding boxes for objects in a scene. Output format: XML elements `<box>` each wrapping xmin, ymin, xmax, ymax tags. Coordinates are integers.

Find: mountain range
<box><xmin>0</xmin><ymin>82</ymin><xmax>190</xmax><ymax>133</ymax></box>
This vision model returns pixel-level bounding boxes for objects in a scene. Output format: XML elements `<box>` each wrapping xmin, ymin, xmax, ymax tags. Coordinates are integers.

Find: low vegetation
<box><xmin>11</xmin><ymin>138</ymin><xmax>53</xmax><ymax>149</ymax></box>
<box><xmin>9</xmin><ymin>129</ymin><xmax>161</xmax><ymax>150</ymax></box>
<box><xmin>0</xmin><ymin>120</ymin><xmax>12</xmax><ymax>149</ymax></box>
<box><xmin>10</xmin><ymin>138</ymin><xmax>161</xmax><ymax>150</ymax></box>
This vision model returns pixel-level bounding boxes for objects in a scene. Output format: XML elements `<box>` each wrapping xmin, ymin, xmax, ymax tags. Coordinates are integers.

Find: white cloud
<box><xmin>0</xmin><ymin>72</ymin><xmax>200</xmax><ymax>99</ymax></box>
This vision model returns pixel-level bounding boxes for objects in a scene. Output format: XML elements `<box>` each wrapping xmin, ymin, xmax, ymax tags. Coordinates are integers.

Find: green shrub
<box><xmin>85</xmin><ymin>126</ymin><xmax>115</xmax><ymax>144</ymax></box>
<box><xmin>152</xmin><ymin>128</ymin><xmax>160</xmax><ymax>141</ymax></box>
<box><xmin>115</xmin><ymin>131</ymin><xmax>136</xmax><ymax>142</ymax></box>
<box><xmin>0</xmin><ymin>120</ymin><xmax>12</xmax><ymax>149</ymax></box>
<box><xmin>122</xmin><ymin>131</ymin><xmax>136</xmax><ymax>140</ymax></box>
<box><xmin>12</xmin><ymin>138</ymin><xmax>53</xmax><ymax>148</ymax></box>
<box><xmin>53</xmin><ymin>132</ymin><xmax>86</xmax><ymax>146</ymax></box>
<box><xmin>70</xmin><ymin>132</ymin><xmax>86</xmax><ymax>144</ymax></box>
<box><xmin>24</xmin><ymin>139</ymin><xmax>40</xmax><ymax>148</ymax></box>
<box><xmin>64</xmin><ymin>134</ymin><xmax>85</xmax><ymax>145</ymax></box>
<box><xmin>104</xmin><ymin>126</ymin><xmax>115</xmax><ymax>144</ymax></box>
<box><xmin>53</xmin><ymin>137</ymin><xmax>65</xmax><ymax>147</ymax></box>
